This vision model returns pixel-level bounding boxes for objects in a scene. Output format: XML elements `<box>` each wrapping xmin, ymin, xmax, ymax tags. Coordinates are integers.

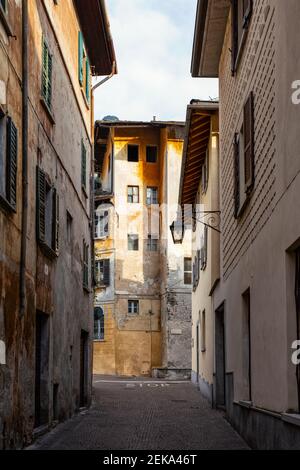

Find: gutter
<box><xmin>20</xmin><ymin>0</ymin><xmax>29</xmax><ymax>317</ymax></box>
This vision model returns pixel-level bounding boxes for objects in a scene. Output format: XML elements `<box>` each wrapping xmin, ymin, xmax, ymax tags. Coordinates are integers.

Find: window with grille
<box><xmin>95</xmin><ymin>259</ymin><xmax>110</xmax><ymax>287</ymax></box>
<box><xmin>95</xmin><ymin>210</ymin><xmax>109</xmax><ymax>239</ymax></box>
<box><xmin>127</xmin><ymin>145</ymin><xmax>139</xmax><ymax>162</ymax></box>
<box><xmin>147</xmin><ymin>236</ymin><xmax>158</xmax><ymax>252</ymax></box>
<box><xmin>0</xmin><ymin>113</ymin><xmax>18</xmax><ymax>211</ymax></box>
<box><xmin>36</xmin><ymin>166</ymin><xmax>59</xmax><ymax>257</ymax></box>
<box><xmin>184</xmin><ymin>257</ymin><xmax>192</xmax><ymax>285</ymax></box>
<box><xmin>146</xmin><ymin>146</ymin><xmax>158</xmax><ymax>163</ymax></box>
<box><xmin>128</xmin><ymin>234</ymin><xmax>139</xmax><ymax>251</ymax></box>
<box><xmin>146</xmin><ymin>187</ymin><xmax>158</xmax><ymax>205</ymax></box>
<box><xmin>94</xmin><ymin>308</ymin><xmax>104</xmax><ymax>341</ymax></box>
<box><xmin>42</xmin><ymin>39</ymin><xmax>52</xmax><ymax>110</ymax></box>
<box><xmin>78</xmin><ymin>31</ymin><xmax>90</xmax><ymax>104</ymax></box>
<box><xmin>127</xmin><ymin>186</ymin><xmax>139</xmax><ymax>203</ymax></box>
<box><xmin>128</xmin><ymin>300</ymin><xmax>139</xmax><ymax>315</ymax></box>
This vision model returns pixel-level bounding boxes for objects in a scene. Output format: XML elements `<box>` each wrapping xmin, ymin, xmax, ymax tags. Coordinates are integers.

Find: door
<box><xmin>35</xmin><ymin>313</ymin><xmax>50</xmax><ymax>428</ymax></box>
<box><xmin>215</xmin><ymin>306</ymin><xmax>226</xmax><ymax>408</ymax></box>
<box><xmin>196</xmin><ymin>323</ymin><xmax>200</xmax><ymax>382</ymax></box>
<box><xmin>80</xmin><ymin>330</ymin><xmax>88</xmax><ymax>408</ymax></box>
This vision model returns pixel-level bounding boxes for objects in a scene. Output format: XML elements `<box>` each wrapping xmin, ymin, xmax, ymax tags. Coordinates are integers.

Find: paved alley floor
<box><xmin>30</xmin><ymin>377</ymin><xmax>249</xmax><ymax>450</ymax></box>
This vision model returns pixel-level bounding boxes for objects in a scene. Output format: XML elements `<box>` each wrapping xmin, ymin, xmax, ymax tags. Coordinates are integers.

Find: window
<box><xmin>66</xmin><ymin>211</ymin><xmax>73</xmax><ymax>245</ymax></box>
<box><xmin>234</xmin><ymin>92</ymin><xmax>254</xmax><ymax>218</ymax></box>
<box><xmin>95</xmin><ymin>210</ymin><xmax>109</xmax><ymax>239</ymax></box>
<box><xmin>231</xmin><ymin>0</ymin><xmax>253</xmax><ymax>74</ymax></box>
<box><xmin>200</xmin><ymin>226</ymin><xmax>208</xmax><ymax>271</ymax></box>
<box><xmin>95</xmin><ymin>259</ymin><xmax>110</xmax><ymax>287</ymax></box>
<box><xmin>147</xmin><ymin>236</ymin><xmax>158</xmax><ymax>252</ymax></box>
<box><xmin>81</xmin><ymin>140</ymin><xmax>87</xmax><ymax>191</ymax></box>
<box><xmin>146</xmin><ymin>187</ymin><xmax>158</xmax><ymax>205</ymax></box>
<box><xmin>146</xmin><ymin>146</ymin><xmax>158</xmax><ymax>163</ymax></box>
<box><xmin>201</xmin><ymin>151</ymin><xmax>209</xmax><ymax>194</ymax></box>
<box><xmin>36</xmin><ymin>166</ymin><xmax>59</xmax><ymax>256</ymax></box>
<box><xmin>128</xmin><ymin>300</ymin><xmax>139</xmax><ymax>315</ymax></box>
<box><xmin>94</xmin><ymin>307</ymin><xmax>104</xmax><ymax>341</ymax></box>
<box><xmin>128</xmin><ymin>234</ymin><xmax>139</xmax><ymax>251</ymax></box>
<box><xmin>78</xmin><ymin>31</ymin><xmax>90</xmax><ymax>104</ymax></box>
<box><xmin>242</xmin><ymin>289</ymin><xmax>252</xmax><ymax>401</ymax></box>
<box><xmin>127</xmin><ymin>144</ymin><xmax>139</xmax><ymax>162</ymax></box>
<box><xmin>83</xmin><ymin>240</ymin><xmax>89</xmax><ymax>289</ymax></box>
<box><xmin>201</xmin><ymin>310</ymin><xmax>206</xmax><ymax>353</ymax></box>
<box><xmin>127</xmin><ymin>186</ymin><xmax>139</xmax><ymax>203</ymax></box>
<box><xmin>193</xmin><ymin>250</ymin><xmax>200</xmax><ymax>291</ymax></box>
<box><xmin>42</xmin><ymin>38</ymin><xmax>52</xmax><ymax>110</ymax></box>
<box><xmin>0</xmin><ymin>113</ymin><xmax>18</xmax><ymax>211</ymax></box>
<box><xmin>184</xmin><ymin>257</ymin><xmax>192</xmax><ymax>285</ymax></box>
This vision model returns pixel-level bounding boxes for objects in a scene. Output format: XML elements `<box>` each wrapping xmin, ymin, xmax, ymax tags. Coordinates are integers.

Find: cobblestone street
<box><xmin>29</xmin><ymin>377</ymin><xmax>249</xmax><ymax>450</ymax></box>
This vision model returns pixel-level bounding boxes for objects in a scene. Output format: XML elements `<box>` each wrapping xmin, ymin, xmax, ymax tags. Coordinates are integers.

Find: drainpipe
<box><xmin>20</xmin><ymin>0</ymin><xmax>29</xmax><ymax>317</ymax></box>
<box><xmin>90</xmin><ymin>61</ymin><xmax>116</xmax><ymax>289</ymax></box>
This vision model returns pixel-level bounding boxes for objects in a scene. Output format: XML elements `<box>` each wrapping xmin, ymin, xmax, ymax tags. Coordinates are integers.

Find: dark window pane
<box><xmin>128</xmin><ymin>234</ymin><xmax>139</xmax><ymax>251</ymax></box>
<box><xmin>128</xmin><ymin>145</ymin><xmax>139</xmax><ymax>162</ymax></box>
<box><xmin>146</xmin><ymin>146</ymin><xmax>157</xmax><ymax>163</ymax></box>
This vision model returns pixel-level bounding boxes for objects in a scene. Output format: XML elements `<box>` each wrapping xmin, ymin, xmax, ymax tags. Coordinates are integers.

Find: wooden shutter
<box><xmin>103</xmin><ymin>259</ymin><xmax>110</xmax><ymax>286</ymax></box>
<box><xmin>6</xmin><ymin>117</ymin><xmax>18</xmax><ymax>208</ymax></box>
<box><xmin>233</xmin><ymin>133</ymin><xmax>240</xmax><ymax>218</ymax></box>
<box><xmin>81</xmin><ymin>141</ymin><xmax>86</xmax><ymax>189</ymax></box>
<box><xmin>42</xmin><ymin>40</ymin><xmax>52</xmax><ymax>108</ymax></box>
<box><xmin>231</xmin><ymin>0</ymin><xmax>238</xmax><ymax>75</ymax></box>
<box><xmin>47</xmin><ymin>52</ymin><xmax>52</xmax><ymax>108</ymax></box>
<box><xmin>36</xmin><ymin>167</ymin><xmax>46</xmax><ymax>243</ymax></box>
<box><xmin>78</xmin><ymin>31</ymin><xmax>84</xmax><ymax>86</ymax></box>
<box><xmin>203</xmin><ymin>226</ymin><xmax>208</xmax><ymax>269</ymax></box>
<box><xmin>52</xmin><ymin>188</ymin><xmax>59</xmax><ymax>253</ymax></box>
<box><xmin>85</xmin><ymin>56</ymin><xmax>90</xmax><ymax>103</ymax></box>
<box><xmin>244</xmin><ymin>92</ymin><xmax>254</xmax><ymax>193</ymax></box>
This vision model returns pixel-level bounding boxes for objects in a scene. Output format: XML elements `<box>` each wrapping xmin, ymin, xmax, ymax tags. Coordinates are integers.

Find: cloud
<box><xmin>94</xmin><ymin>0</ymin><xmax>218</xmax><ymax>122</ymax></box>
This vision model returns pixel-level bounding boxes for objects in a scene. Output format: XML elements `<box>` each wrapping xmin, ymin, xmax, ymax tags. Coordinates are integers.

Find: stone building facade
<box><xmin>93</xmin><ymin>121</ymin><xmax>192</xmax><ymax>378</ymax></box>
<box><xmin>187</xmin><ymin>0</ymin><xmax>300</xmax><ymax>449</ymax></box>
<box><xmin>0</xmin><ymin>0</ymin><xmax>116</xmax><ymax>449</ymax></box>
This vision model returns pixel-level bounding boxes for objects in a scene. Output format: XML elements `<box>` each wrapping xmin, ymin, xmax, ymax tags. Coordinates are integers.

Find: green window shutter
<box><xmin>81</xmin><ymin>140</ymin><xmax>87</xmax><ymax>189</ymax></box>
<box><xmin>6</xmin><ymin>117</ymin><xmax>18</xmax><ymax>208</ymax></box>
<box><xmin>86</xmin><ymin>56</ymin><xmax>90</xmax><ymax>103</ymax></box>
<box><xmin>103</xmin><ymin>259</ymin><xmax>110</xmax><ymax>286</ymax></box>
<box><xmin>78</xmin><ymin>31</ymin><xmax>84</xmax><ymax>86</ymax></box>
<box><xmin>52</xmin><ymin>188</ymin><xmax>59</xmax><ymax>253</ymax></box>
<box><xmin>42</xmin><ymin>39</ymin><xmax>52</xmax><ymax>109</ymax></box>
<box><xmin>36</xmin><ymin>166</ymin><xmax>46</xmax><ymax>243</ymax></box>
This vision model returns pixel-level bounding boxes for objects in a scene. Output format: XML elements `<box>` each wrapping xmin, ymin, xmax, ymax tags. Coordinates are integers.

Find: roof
<box><xmin>191</xmin><ymin>0</ymin><xmax>230</xmax><ymax>78</ymax></box>
<box><xmin>74</xmin><ymin>0</ymin><xmax>117</xmax><ymax>76</ymax></box>
<box><xmin>179</xmin><ymin>101</ymin><xmax>219</xmax><ymax>206</ymax></box>
<box><xmin>95</xmin><ymin>120</ymin><xmax>185</xmax><ymax>128</ymax></box>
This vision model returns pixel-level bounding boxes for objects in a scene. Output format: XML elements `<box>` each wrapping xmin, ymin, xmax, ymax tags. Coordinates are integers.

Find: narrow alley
<box><xmin>29</xmin><ymin>378</ymin><xmax>248</xmax><ymax>451</ymax></box>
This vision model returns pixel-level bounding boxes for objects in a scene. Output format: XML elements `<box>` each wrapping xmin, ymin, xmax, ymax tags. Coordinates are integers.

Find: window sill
<box><xmin>39</xmin><ymin>242</ymin><xmax>58</xmax><ymax>261</ymax></box>
<box><xmin>93</xmin><ymin>339</ymin><xmax>106</xmax><ymax>343</ymax></box>
<box><xmin>40</xmin><ymin>97</ymin><xmax>55</xmax><ymax>125</ymax></box>
<box><xmin>0</xmin><ymin>6</ymin><xmax>14</xmax><ymax>37</ymax></box>
<box><xmin>0</xmin><ymin>193</ymin><xmax>16</xmax><ymax>214</ymax></box>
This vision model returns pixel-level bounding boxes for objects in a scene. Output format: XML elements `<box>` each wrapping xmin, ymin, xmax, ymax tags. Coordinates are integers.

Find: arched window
<box><xmin>94</xmin><ymin>307</ymin><xmax>104</xmax><ymax>341</ymax></box>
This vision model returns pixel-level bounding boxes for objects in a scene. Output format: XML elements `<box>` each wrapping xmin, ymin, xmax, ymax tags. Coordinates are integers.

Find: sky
<box><xmin>94</xmin><ymin>0</ymin><xmax>218</xmax><ymax>122</ymax></box>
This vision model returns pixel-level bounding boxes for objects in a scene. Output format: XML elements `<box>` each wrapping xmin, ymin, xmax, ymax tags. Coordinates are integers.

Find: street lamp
<box><xmin>170</xmin><ymin>219</ymin><xmax>185</xmax><ymax>244</ymax></box>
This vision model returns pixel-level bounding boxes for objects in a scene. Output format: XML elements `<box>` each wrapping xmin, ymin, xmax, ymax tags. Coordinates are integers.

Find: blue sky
<box><xmin>94</xmin><ymin>0</ymin><xmax>218</xmax><ymax>122</ymax></box>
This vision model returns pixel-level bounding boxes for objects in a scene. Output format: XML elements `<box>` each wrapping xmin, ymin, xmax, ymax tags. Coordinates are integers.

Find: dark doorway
<box><xmin>196</xmin><ymin>323</ymin><xmax>200</xmax><ymax>382</ymax></box>
<box><xmin>242</xmin><ymin>289</ymin><xmax>252</xmax><ymax>401</ymax></box>
<box><xmin>80</xmin><ymin>330</ymin><xmax>89</xmax><ymax>408</ymax></box>
<box><xmin>215</xmin><ymin>305</ymin><xmax>226</xmax><ymax>408</ymax></box>
<box><xmin>35</xmin><ymin>312</ymin><xmax>50</xmax><ymax>428</ymax></box>
<box><xmin>295</xmin><ymin>248</ymin><xmax>300</xmax><ymax>412</ymax></box>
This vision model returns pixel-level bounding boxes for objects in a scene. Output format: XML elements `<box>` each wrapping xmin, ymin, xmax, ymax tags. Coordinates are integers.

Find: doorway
<box><xmin>196</xmin><ymin>323</ymin><xmax>200</xmax><ymax>382</ymax></box>
<box><xmin>35</xmin><ymin>312</ymin><xmax>50</xmax><ymax>428</ymax></box>
<box><xmin>215</xmin><ymin>305</ymin><xmax>226</xmax><ymax>408</ymax></box>
<box><xmin>80</xmin><ymin>330</ymin><xmax>89</xmax><ymax>408</ymax></box>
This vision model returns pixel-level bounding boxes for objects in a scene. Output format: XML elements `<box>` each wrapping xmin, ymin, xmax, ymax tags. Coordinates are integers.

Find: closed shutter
<box><xmin>244</xmin><ymin>92</ymin><xmax>254</xmax><ymax>193</ymax></box>
<box><xmin>85</xmin><ymin>56</ymin><xmax>90</xmax><ymax>103</ymax></box>
<box><xmin>6</xmin><ymin>117</ymin><xmax>18</xmax><ymax>208</ymax></box>
<box><xmin>36</xmin><ymin>167</ymin><xmax>46</xmax><ymax>243</ymax></box>
<box><xmin>81</xmin><ymin>141</ymin><xmax>86</xmax><ymax>189</ymax></box>
<box><xmin>233</xmin><ymin>133</ymin><xmax>240</xmax><ymax>218</ymax></box>
<box><xmin>52</xmin><ymin>188</ymin><xmax>59</xmax><ymax>253</ymax></box>
<box><xmin>231</xmin><ymin>0</ymin><xmax>238</xmax><ymax>75</ymax></box>
<box><xmin>42</xmin><ymin>40</ymin><xmax>52</xmax><ymax>109</ymax></box>
<box><xmin>103</xmin><ymin>259</ymin><xmax>110</xmax><ymax>286</ymax></box>
<box><xmin>78</xmin><ymin>31</ymin><xmax>84</xmax><ymax>86</ymax></box>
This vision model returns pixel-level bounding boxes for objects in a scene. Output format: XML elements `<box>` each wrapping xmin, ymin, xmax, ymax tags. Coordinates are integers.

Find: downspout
<box><xmin>20</xmin><ymin>0</ymin><xmax>29</xmax><ymax>317</ymax></box>
<box><xmin>90</xmin><ymin>61</ymin><xmax>116</xmax><ymax>287</ymax></box>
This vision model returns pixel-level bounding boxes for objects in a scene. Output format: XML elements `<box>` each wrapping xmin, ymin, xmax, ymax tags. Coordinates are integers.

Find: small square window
<box><xmin>146</xmin><ymin>146</ymin><xmax>158</xmax><ymax>163</ymax></box>
<box><xmin>127</xmin><ymin>186</ymin><xmax>139</xmax><ymax>203</ymax></box>
<box><xmin>146</xmin><ymin>187</ymin><xmax>158</xmax><ymax>205</ymax></box>
<box><xmin>128</xmin><ymin>234</ymin><xmax>139</xmax><ymax>251</ymax></box>
<box><xmin>147</xmin><ymin>236</ymin><xmax>158</xmax><ymax>252</ymax></box>
<box><xmin>128</xmin><ymin>145</ymin><xmax>139</xmax><ymax>162</ymax></box>
<box><xmin>128</xmin><ymin>300</ymin><xmax>139</xmax><ymax>315</ymax></box>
